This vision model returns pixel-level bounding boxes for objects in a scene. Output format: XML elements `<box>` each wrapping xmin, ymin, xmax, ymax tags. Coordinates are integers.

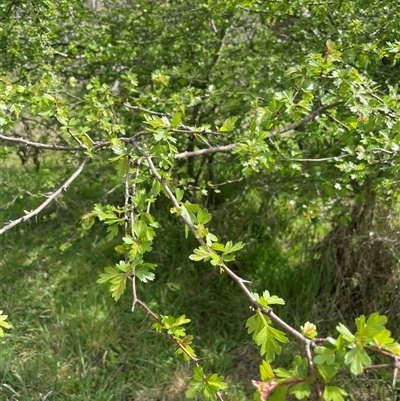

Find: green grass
<box><xmin>1</xmin><ymin>158</ymin><xmax>399</xmax><ymax>400</ymax></box>
<box><xmin>0</xmin><ymin>158</ymin><xmax>253</xmax><ymax>400</ymax></box>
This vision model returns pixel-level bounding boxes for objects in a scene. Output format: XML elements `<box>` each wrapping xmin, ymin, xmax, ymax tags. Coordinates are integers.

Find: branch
<box><xmin>132</xmin><ymin>141</ymin><xmax>311</xmax><ymax>346</ymax></box>
<box><xmin>171</xmin><ymin>127</ymin><xmax>223</xmax><ymax>136</ymax></box>
<box><xmin>284</xmin><ymin>154</ymin><xmax>349</xmax><ymax>162</ymax></box>
<box><xmin>136</xmin><ymin>276</ymin><xmax>224</xmax><ymax>400</ymax></box>
<box><xmin>0</xmin><ymin>133</ymin><xmax>110</xmax><ymax>152</ymax></box>
<box><xmin>174</xmin><ymin>102</ymin><xmax>344</xmax><ymax>160</ymax></box>
<box><xmin>0</xmin><ymin>157</ymin><xmax>90</xmax><ymax>235</ymax></box>
<box><xmin>136</xmin><ymin>299</ymin><xmax>200</xmax><ymax>364</ymax></box>
<box><xmin>305</xmin><ymin>341</ymin><xmax>323</xmax><ymax>401</ymax></box>
<box><xmin>0</xmin><ymin>133</ymin><xmax>85</xmax><ymax>151</ymax></box>
<box><xmin>393</xmin><ymin>357</ymin><xmax>399</xmax><ymax>388</ymax></box>
<box><xmin>129</xmin><ymin>159</ymin><xmax>142</xmax><ymax>312</ymax></box>
<box><xmin>276</xmin><ymin>101</ymin><xmax>344</xmax><ymax>135</ymax></box>
<box><xmin>175</xmin><ymin>144</ymin><xmax>236</xmax><ymax>159</ymax></box>
<box><xmin>124</xmin><ymin>103</ymin><xmax>170</xmax><ymax>117</ymax></box>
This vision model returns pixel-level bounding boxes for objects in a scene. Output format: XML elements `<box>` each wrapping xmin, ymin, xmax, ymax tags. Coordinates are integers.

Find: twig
<box><xmin>136</xmin><ymin>297</ymin><xmax>224</xmax><ymax>398</ymax></box>
<box><xmin>393</xmin><ymin>357</ymin><xmax>399</xmax><ymax>387</ymax></box>
<box><xmin>210</xmin><ymin>177</ymin><xmax>244</xmax><ymax>187</ymax></box>
<box><xmin>171</xmin><ymin>128</ymin><xmax>223</xmax><ymax>136</ymax></box>
<box><xmin>124</xmin><ymin>103</ymin><xmax>170</xmax><ymax>117</ymax></box>
<box><xmin>124</xmin><ymin>159</ymin><xmax>131</xmax><ymax>240</ymax></box>
<box><xmin>136</xmin><ymin>299</ymin><xmax>200</xmax><ymax>363</ymax></box>
<box><xmin>305</xmin><ymin>341</ymin><xmax>323</xmax><ymax>401</ymax></box>
<box><xmin>284</xmin><ymin>154</ymin><xmax>349</xmax><ymax>162</ymax></box>
<box><xmin>276</xmin><ymin>101</ymin><xmax>343</xmax><ymax>135</ymax></box>
<box><xmin>364</xmin><ymin>345</ymin><xmax>400</xmax><ymax>360</ymax></box>
<box><xmin>176</xmin><ymin>144</ymin><xmax>236</xmax><ymax>159</ymax></box>
<box><xmin>0</xmin><ymin>157</ymin><xmax>90</xmax><ymax>235</ymax></box>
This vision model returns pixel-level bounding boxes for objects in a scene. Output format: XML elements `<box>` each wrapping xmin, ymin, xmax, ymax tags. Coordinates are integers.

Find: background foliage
<box><xmin>1</xmin><ymin>0</ymin><xmax>399</xmax><ymax>400</ymax></box>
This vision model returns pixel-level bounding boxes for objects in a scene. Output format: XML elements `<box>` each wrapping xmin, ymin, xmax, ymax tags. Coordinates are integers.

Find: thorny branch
<box><xmin>130</xmin><ymin>159</ymin><xmax>142</xmax><ymax>312</ymax></box>
<box><xmin>0</xmin><ymin>157</ymin><xmax>90</xmax><ymax>235</ymax></box>
<box><xmin>132</xmin><ymin>140</ymin><xmax>313</xmax><ymax>346</ymax></box>
<box><xmin>0</xmin><ymin>133</ymin><xmax>85</xmax><ymax>151</ymax></box>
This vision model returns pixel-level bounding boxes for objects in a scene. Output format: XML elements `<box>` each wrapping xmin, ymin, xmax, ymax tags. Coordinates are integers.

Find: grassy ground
<box><xmin>1</xmin><ymin>157</ymin><xmax>399</xmax><ymax>400</ymax></box>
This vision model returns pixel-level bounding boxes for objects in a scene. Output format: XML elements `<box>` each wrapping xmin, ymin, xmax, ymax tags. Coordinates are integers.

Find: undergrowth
<box><xmin>0</xmin><ymin>158</ymin><xmax>399</xmax><ymax>400</ymax></box>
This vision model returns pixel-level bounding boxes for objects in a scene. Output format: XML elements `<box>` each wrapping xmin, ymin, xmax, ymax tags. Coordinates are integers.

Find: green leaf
<box><xmin>185</xmin><ymin>386</ymin><xmax>200</xmax><ymax>399</ymax></box>
<box><xmin>115</xmin><ymin>260</ymin><xmax>131</xmax><ymax>272</ymax></box>
<box><xmin>176</xmin><ymin>335</ymin><xmax>197</xmax><ymax>361</ymax></box>
<box><xmin>345</xmin><ymin>116</ymin><xmax>358</xmax><ymax>130</ymax></box>
<box><xmin>81</xmin><ymin>133</ymin><xmax>94</xmax><ymax>150</ymax></box>
<box><xmin>0</xmin><ymin>311</ymin><xmax>11</xmax><ymax>337</ymax></box>
<box><xmin>211</xmin><ymin>242</ymin><xmax>225</xmax><ymax>252</ymax></box>
<box><xmin>384</xmin><ymin>342</ymin><xmax>400</xmax><ymax>356</ymax></box>
<box><xmin>206</xmin><ymin>373</ymin><xmax>227</xmax><ymax>390</ymax></box>
<box><xmin>206</xmin><ymin>232</ymin><xmax>218</xmax><ymax>246</ymax></box>
<box><xmin>273</xmin><ymin>367</ymin><xmax>292</xmax><ymax>379</ymax></box>
<box><xmin>372</xmin><ymin>328</ymin><xmax>394</xmax><ymax>347</ymax></box>
<box><xmin>97</xmin><ymin>266</ymin><xmax>119</xmax><ymax>283</ymax></box>
<box><xmin>252</xmin><ymin>291</ymin><xmax>285</xmax><ymax>308</ymax></box>
<box><xmin>260</xmin><ymin>360</ymin><xmax>275</xmax><ymax>381</ymax></box>
<box><xmin>109</xmin><ymin>276</ymin><xmax>127</xmax><ymax>301</ymax></box>
<box><xmin>336</xmin><ymin>323</ymin><xmax>355</xmax><ymax>342</ymax></box>
<box><xmin>106</xmin><ymin>224</ymin><xmax>120</xmax><ymax>241</ymax></box>
<box><xmin>189</xmin><ymin>246</ymin><xmax>211</xmax><ymax>262</ymax></box>
<box><xmin>269</xmin><ymin>386</ymin><xmax>288</xmax><ymax>401</ymax></box>
<box><xmin>356</xmin><ymin>312</ymin><xmax>387</xmax><ymax>339</ymax></box>
<box><xmin>313</xmin><ymin>346</ymin><xmax>336</xmax><ymax>365</ymax></box>
<box><xmin>181</xmin><ymin>204</ymin><xmax>197</xmax><ymax>225</ymax></box>
<box><xmin>261</xmin><ymin>290</ymin><xmax>285</xmax><ymax>306</ymax></box>
<box><xmin>210</xmin><ymin>252</ymin><xmax>223</xmax><ymax>266</ymax></box>
<box><xmin>186</xmin><ymin>366</ymin><xmax>205</xmax><ymax>398</ymax></box>
<box><xmin>289</xmin><ymin>382</ymin><xmax>311</xmax><ymax>399</ymax></box>
<box><xmin>317</xmin><ymin>363</ymin><xmax>338</xmax><ymax>383</ymax></box>
<box><xmin>171</xmin><ymin>112</ymin><xmax>182</xmax><ymax>128</ymax></box>
<box><xmin>247</xmin><ymin>312</ymin><xmax>288</xmax><ymax>361</ymax></box>
<box><xmin>135</xmin><ymin>264</ymin><xmax>156</xmax><ymax>282</ymax></box>
<box><xmin>292</xmin><ymin>355</ymin><xmax>309</xmax><ymax>378</ymax></box>
<box><xmin>197</xmin><ymin>208</ymin><xmax>212</xmax><ymax>225</ymax></box>
<box><xmin>175</xmin><ymin>188</ymin><xmax>184</xmax><ymax>202</ymax></box>
<box><xmin>323</xmin><ymin>386</ymin><xmax>348</xmax><ymax>401</ymax></box>
<box><xmin>219</xmin><ymin>116</ymin><xmax>238</xmax><ymax>132</ymax></box>
<box><xmin>175</xmin><ymin>314</ymin><xmax>191</xmax><ymax>326</ymax></box>
<box><xmin>223</xmin><ymin>240</ymin><xmax>245</xmax><ymax>254</ymax></box>
<box><xmin>344</xmin><ymin>346</ymin><xmax>371</xmax><ymax>375</ymax></box>
<box><xmin>133</xmin><ymin>220</ymin><xmax>147</xmax><ymax>238</ymax></box>
<box><xmin>156</xmin><ymin>314</ymin><xmax>191</xmax><ymax>339</ymax></box>
<box><xmin>192</xmin><ymin>366</ymin><xmax>204</xmax><ymax>382</ymax></box>
<box><xmin>122</xmin><ymin>235</ymin><xmax>135</xmax><ymax>244</ymax></box>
